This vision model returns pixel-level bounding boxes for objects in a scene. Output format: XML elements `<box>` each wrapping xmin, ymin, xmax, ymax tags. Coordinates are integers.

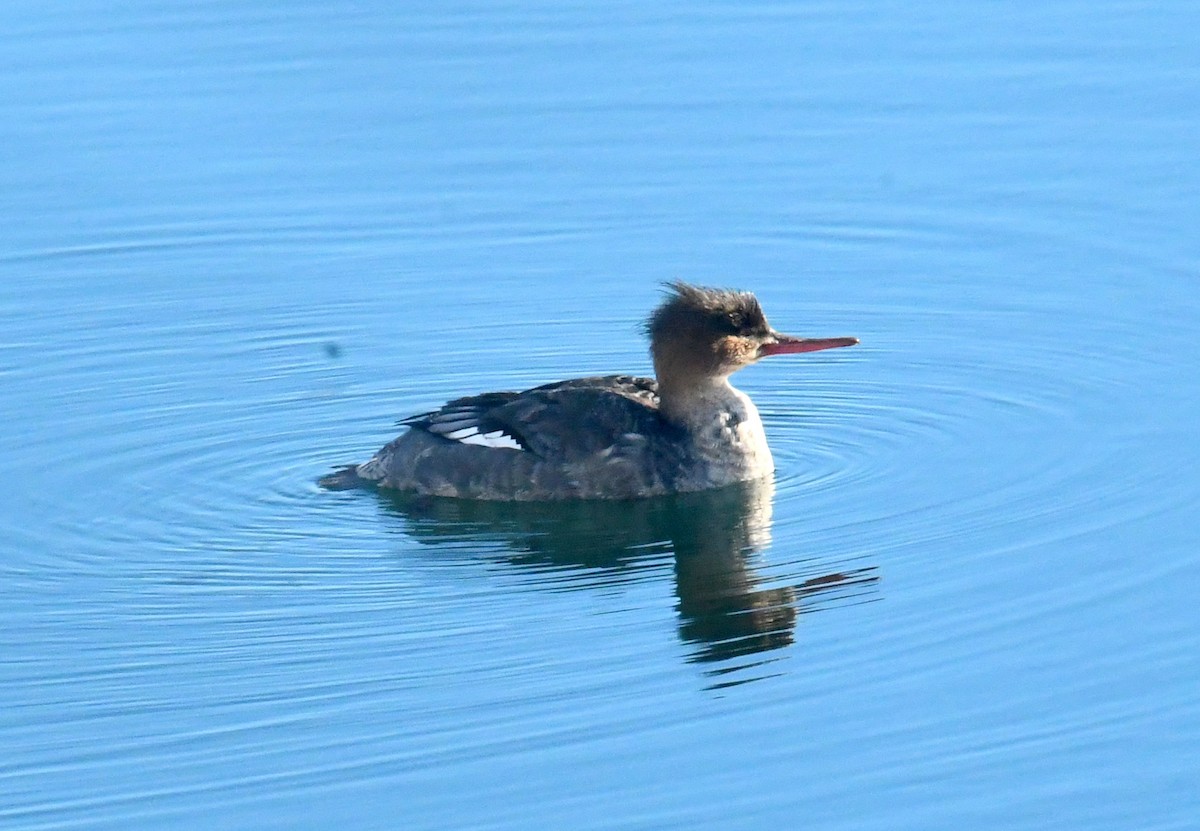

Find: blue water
<box><xmin>3</xmin><ymin>2</ymin><xmax>1199</xmax><ymax>829</ymax></box>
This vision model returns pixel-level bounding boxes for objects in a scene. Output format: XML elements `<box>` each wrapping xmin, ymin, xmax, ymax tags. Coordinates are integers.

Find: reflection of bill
<box><xmin>374</xmin><ymin>477</ymin><xmax>878</xmax><ymax>674</ymax></box>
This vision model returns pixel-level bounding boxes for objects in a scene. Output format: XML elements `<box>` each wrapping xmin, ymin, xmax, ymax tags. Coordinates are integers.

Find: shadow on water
<box><xmin>371</xmin><ymin>479</ymin><xmax>879</xmax><ymax>680</ymax></box>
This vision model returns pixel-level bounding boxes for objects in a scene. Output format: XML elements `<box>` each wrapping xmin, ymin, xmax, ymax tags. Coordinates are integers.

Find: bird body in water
<box><xmin>320</xmin><ymin>282</ymin><xmax>857</xmax><ymax>500</ymax></box>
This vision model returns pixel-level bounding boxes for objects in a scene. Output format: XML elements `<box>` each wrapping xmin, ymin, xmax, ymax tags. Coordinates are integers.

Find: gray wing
<box><xmin>404</xmin><ymin>376</ymin><xmax>669</xmax><ymax>460</ymax></box>
<box><xmin>402</xmin><ymin>392</ymin><xmax>529</xmax><ymax>450</ymax></box>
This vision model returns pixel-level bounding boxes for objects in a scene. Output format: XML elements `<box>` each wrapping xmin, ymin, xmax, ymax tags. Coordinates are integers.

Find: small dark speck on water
<box><xmin>323</xmin><ymin>342</ymin><xmax>342</xmax><ymax>360</ymax></box>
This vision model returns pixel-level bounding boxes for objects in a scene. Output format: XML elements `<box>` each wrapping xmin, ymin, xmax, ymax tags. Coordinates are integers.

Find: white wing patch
<box><xmin>456</xmin><ymin>429</ymin><xmax>523</xmax><ymax>449</ymax></box>
<box><xmin>411</xmin><ymin>397</ymin><xmax>528</xmax><ymax>451</ymax></box>
<box><xmin>440</xmin><ymin>426</ymin><xmax>523</xmax><ymax>450</ymax></box>
<box><xmin>427</xmin><ymin>419</ymin><xmax>524</xmax><ymax>450</ymax></box>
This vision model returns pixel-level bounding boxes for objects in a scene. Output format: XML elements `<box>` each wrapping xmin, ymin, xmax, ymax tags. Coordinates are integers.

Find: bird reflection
<box><xmin>372</xmin><ymin>478</ymin><xmax>877</xmax><ymax>672</ymax></box>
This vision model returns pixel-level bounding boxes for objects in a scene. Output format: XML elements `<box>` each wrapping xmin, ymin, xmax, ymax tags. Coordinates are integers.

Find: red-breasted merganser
<box><xmin>320</xmin><ymin>282</ymin><xmax>857</xmax><ymax>500</ymax></box>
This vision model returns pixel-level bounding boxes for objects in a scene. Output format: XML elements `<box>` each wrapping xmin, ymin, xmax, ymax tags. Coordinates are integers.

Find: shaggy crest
<box><xmin>645</xmin><ymin>281</ymin><xmax>770</xmax><ymax>344</ymax></box>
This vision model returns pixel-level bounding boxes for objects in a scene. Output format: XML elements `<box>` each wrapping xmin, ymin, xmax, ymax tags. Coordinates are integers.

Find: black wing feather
<box><xmin>400</xmin><ymin>376</ymin><xmax>664</xmax><ymax>459</ymax></box>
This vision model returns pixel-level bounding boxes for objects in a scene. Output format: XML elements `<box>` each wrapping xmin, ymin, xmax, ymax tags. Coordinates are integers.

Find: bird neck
<box><xmin>656</xmin><ymin>371</ymin><xmax>774</xmax><ymax>483</ymax></box>
<box><xmin>656</xmin><ymin>372</ymin><xmax>742</xmax><ymax>427</ymax></box>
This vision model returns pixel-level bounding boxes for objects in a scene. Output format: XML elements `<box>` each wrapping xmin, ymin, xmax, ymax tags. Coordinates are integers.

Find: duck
<box><xmin>320</xmin><ymin>281</ymin><xmax>857</xmax><ymax>500</ymax></box>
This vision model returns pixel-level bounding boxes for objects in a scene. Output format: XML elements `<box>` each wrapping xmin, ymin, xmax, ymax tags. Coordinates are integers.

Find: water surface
<box><xmin>2</xmin><ymin>1</ymin><xmax>1199</xmax><ymax>829</ymax></box>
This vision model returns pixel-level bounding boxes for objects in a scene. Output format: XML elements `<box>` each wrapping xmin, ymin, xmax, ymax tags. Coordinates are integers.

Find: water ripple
<box><xmin>2</xmin><ymin>190</ymin><xmax>1197</xmax><ymax>830</ymax></box>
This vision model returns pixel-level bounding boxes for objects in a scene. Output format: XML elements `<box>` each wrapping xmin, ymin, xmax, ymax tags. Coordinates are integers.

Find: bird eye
<box><xmin>726</xmin><ymin>312</ymin><xmax>744</xmax><ymax>331</ymax></box>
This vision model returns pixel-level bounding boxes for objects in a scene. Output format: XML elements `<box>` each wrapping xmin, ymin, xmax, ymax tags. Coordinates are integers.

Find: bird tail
<box><xmin>317</xmin><ymin>464</ymin><xmax>370</xmax><ymax>490</ymax></box>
